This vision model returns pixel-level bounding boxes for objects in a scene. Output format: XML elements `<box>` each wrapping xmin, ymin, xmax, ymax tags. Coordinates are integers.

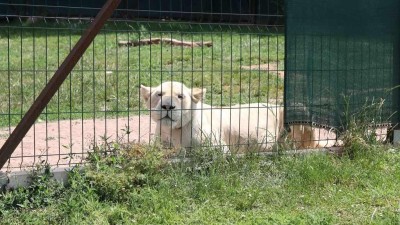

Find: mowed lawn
<box><xmin>1</xmin><ymin>140</ymin><xmax>400</xmax><ymax>224</ymax></box>
<box><xmin>0</xmin><ymin>20</ymin><xmax>284</xmax><ymax>127</ymax></box>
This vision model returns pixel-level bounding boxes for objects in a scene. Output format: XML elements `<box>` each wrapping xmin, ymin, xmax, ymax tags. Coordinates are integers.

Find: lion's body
<box><xmin>217</xmin><ymin>103</ymin><xmax>284</xmax><ymax>151</ymax></box>
<box><xmin>140</xmin><ymin>82</ymin><xmax>284</xmax><ymax>152</ymax></box>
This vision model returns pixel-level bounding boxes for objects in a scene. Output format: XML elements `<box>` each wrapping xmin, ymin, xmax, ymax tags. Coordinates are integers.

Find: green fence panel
<box><xmin>285</xmin><ymin>0</ymin><xmax>400</xmax><ymax>130</ymax></box>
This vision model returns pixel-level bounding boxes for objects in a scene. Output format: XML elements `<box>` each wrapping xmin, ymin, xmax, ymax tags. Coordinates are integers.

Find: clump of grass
<box><xmin>341</xmin><ymin>97</ymin><xmax>388</xmax><ymax>158</ymax></box>
<box><xmin>0</xmin><ymin>163</ymin><xmax>64</xmax><ymax>211</ymax></box>
<box><xmin>85</xmin><ymin>142</ymin><xmax>166</xmax><ymax>202</ymax></box>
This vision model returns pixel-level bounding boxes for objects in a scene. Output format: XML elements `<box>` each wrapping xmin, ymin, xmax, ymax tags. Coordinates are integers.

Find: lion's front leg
<box><xmin>207</xmin><ymin>130</ymin><xmax>229</xmax><ymax>153</ymax></box>
<box><xmin>154</xmin><ymin>123</ymin><xmax>176</xmax><ymax>147</ymax></box>
<box><xmin>194</xmin><ymin>124</ymin><xmax>229</xmax><ymax>154</ymax></box>
<box><xmin>151</xmin><ymin>123</ymin><xmax>163</xmax><ymax>145</ymax></box>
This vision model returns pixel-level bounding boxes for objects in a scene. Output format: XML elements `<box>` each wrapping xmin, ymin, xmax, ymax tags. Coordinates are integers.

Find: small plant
<box><xmin>84</xmin><ymin>142</ymin><xmax>166</xmax><ymax>202</ymax></box>
<box><xmin>233</xmin><ymin>189</ymin><xmax>260</xmax><ymax>211</ymax></box>
<box><xmin>0</xmin><ymin>163</ymin><xmax>64</xmax><ymax>210</ymax></box>
<box><xmin>182</xmin><ymin>135</ymin><xmax>229</xmax><ymax>174</ymax></box>
<box><xmin>341</xmin><ymin>96</ymin><xmax>388</xmax><ymax>158</ymax></box>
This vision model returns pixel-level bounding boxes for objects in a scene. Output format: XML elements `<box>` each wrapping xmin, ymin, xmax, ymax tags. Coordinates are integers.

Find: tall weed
<box><xmin>341</xmin><ymin>97</ymin><xmax>389</xmax><ymax>158</ymax></box>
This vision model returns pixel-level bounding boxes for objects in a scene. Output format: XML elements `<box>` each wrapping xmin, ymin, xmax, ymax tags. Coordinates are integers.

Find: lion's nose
<box><xmin>161</xmin><ymin>104</ymin><xmax>175</xmax><ymax>110</ymax></box>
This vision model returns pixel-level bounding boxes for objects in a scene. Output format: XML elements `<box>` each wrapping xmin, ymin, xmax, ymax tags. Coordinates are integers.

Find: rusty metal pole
<box><xmin>0</xmin><ymin>0</ymin><xmax>121</xmax><ymax>170</ymax></box>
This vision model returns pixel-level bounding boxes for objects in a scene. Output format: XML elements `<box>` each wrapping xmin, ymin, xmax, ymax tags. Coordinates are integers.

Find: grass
<box><xmin>1</xmin><ymin>137</ymin><xmax>400</xmax><ymax>224</ymax></box>
<box><xmin>0</xmin><ymin>20</ymin><xmax>284</xmax><ymax>127</ymax></box>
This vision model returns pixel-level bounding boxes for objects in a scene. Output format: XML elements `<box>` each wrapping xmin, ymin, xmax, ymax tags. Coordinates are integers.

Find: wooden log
<box><xmin>118</xmin><ymin>38</ymin><xmax>212</xmax><ymax>47</ymax></box>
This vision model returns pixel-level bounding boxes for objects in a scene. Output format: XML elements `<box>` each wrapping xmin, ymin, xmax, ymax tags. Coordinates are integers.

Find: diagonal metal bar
<box><xmin>0</xmin><ymin>0</ymin><xmax>121</xmax><ymax>170</ymax></box>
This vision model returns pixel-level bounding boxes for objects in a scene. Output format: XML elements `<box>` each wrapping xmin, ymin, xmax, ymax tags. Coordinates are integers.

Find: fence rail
<box><xmin>0</xmin><ymin>0</ymin><xmax>284</xmax><ymax>25</ymax></box>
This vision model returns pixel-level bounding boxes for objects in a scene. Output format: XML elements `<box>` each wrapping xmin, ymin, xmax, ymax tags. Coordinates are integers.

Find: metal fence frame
<box><xmin>0</xmin><ymin>0</ymin><xmax>287</xmax><ymax>172</ymax></box>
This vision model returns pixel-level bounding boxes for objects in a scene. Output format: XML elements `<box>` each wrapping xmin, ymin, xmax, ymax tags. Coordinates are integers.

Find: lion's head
<box><xmin>140</xmin><ymin>82</ymin><xmax>205</xmax><ymax>129</ymax></box>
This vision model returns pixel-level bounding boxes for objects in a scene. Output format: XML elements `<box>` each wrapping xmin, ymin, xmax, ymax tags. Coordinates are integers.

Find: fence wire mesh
<box><xmin>0</xmin><ymin>1</ymin><xmax>285</xmax><ymax>171</ymax></box>
<box><xmin>285</xmin><ymin>0</ymin><xmax>399</xmax><ymax>148</ymax></box>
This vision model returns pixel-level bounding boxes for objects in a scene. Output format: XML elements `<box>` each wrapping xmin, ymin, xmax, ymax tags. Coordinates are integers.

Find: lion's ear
<box><xmin>191</xmin><ymin>88</ymin><xmax>206</xmax><ymax>103</ymax></box>
<box><xmin>140</xmin><ymin>84</ymin><xmax>152</xmax><ymax>102</ymax></box>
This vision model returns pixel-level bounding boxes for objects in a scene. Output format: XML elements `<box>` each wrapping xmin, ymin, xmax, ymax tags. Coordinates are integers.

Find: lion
<box><xmin>214</xmin><ymin>103</ymin><xmax>284</xmax><ymax>151</ymax></box>
<box><xmin>288</xmin><ymin>124</ymin><xmax>338</xmax><ymax>148</ymax></box>
<box><xmin>140</xmin><ymin>81</ymin><xmax>225</xmax><ymax>151</ymax></box>
<box><xmin>140</xmin><ymin>81</ymin><xmax>284</xmax><ymax>152</ymax></box>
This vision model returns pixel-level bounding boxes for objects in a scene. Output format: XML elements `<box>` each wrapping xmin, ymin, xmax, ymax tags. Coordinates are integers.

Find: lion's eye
<box><xmin>157</xmin><ymin>93</ymin><xmax>163</xmax><ymax>97</ymax></box>
<box><xmin>177</xmin><ymin>94</ymin><xmax>184</xmax><ymax>99</ymax></box>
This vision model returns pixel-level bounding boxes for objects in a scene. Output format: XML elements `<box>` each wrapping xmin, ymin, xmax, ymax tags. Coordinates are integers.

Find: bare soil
<box><xmin>0</xmin><ymin>116</ymin><xmax>156</xmax><ymax>171</ymax></box>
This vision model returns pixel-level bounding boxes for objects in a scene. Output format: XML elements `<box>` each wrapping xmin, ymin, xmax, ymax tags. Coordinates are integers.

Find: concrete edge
<box><xmin>0</xmin><ymin>146</ymin><xmax>342</xmax><ymax>189</ymax></box>
<box><xmin>0</xmin><ymin>167</ymin><xmax>77</xmax><ymax>189</ymax></box>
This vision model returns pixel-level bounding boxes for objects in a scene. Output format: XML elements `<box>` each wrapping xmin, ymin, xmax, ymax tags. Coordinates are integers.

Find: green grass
<box><xmin>0</xmin><ymin>20</ymin><xmax>284</xmax><ymax>127</ymax></box>
<box><xmin>1</xmin><ymin>140</ymin><xmax>400</xmax><ymax>224</ymax></box>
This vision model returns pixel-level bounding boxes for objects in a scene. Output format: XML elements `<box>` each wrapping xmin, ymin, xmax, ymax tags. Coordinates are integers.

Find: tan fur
<box><xmin>140</xmin><ymin>81</ymin><xmax>284</xmax><ymax>152</ymax></box>
<box><xmin>288</xmin><ymin>124</ymin><xmax>337</xmax><ymax>148</ymax></box>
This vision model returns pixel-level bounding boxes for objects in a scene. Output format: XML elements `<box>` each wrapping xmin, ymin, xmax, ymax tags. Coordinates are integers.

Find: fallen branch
<box><xmin>118</xmin><ymin>38</ymin><xmax>213</xmax><ymax>47</ymax></box>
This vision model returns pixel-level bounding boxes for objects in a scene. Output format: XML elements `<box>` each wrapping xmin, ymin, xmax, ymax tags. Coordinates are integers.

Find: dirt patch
<box><xmin>0</xmin><ymin>116</ymin><xmax>156</xmax><ymax>172</ymax></box>
<box><xmin>240</xmin><ymin>62</ymin><xmax>284</xmax><ymax>79</ymax></box>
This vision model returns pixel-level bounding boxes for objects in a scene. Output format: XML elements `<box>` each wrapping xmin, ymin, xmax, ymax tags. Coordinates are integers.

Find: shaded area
<box><xmin>0</xmin><ymin>0</ymin><xmax>284</xmax><ymax>25</ymax></box>
<box><xmin>285</xmin><ymin>0</ymin><xmax>400</xmax><ymax>129</ymax></box>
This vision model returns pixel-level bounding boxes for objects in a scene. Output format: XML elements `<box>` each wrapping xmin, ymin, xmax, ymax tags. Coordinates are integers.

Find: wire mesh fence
<box><xmin>285</xmin><ymin>0</ymin><xmax>399</xmax><ymax>148</ymax></box>
<box><xmin>0</xmin><ymin>1</ymin><xmax>285</xmax><ymax>171</ymax></box>
<box><xmin>2</xmin><ymin>0</ymin><xmax>397</xmax><ymax>172</ymax></box>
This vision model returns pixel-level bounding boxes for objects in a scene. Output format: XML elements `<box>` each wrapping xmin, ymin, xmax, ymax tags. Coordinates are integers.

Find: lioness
<box><xmin>140</xmin><ymin>81</ymin><xmax>284</xmax><ymax>152</ymax></box>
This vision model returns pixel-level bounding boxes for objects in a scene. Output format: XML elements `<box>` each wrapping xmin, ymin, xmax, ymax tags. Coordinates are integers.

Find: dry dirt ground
<box><xmin>0</xmin><ymin>116</ymin><xmax>156</xmax><ymax>172</ymax></box>
<box><xmin>0</xmin><ymin>114</ymin><xmax>389</xmax><ymax>172</ymax></box>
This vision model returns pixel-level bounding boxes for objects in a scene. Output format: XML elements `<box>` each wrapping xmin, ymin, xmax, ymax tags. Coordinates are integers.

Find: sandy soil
<box><xmin>0</xmin><ymin>116</ymin><xmax>156</xmax><ymax>172</ymax></box>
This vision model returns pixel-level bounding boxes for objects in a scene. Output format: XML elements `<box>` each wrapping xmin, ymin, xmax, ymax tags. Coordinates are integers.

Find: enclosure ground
<box><xmin>0</xmin><ymin>116</ymin><xmax>156</xmax><ymax>171</ymax></box>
